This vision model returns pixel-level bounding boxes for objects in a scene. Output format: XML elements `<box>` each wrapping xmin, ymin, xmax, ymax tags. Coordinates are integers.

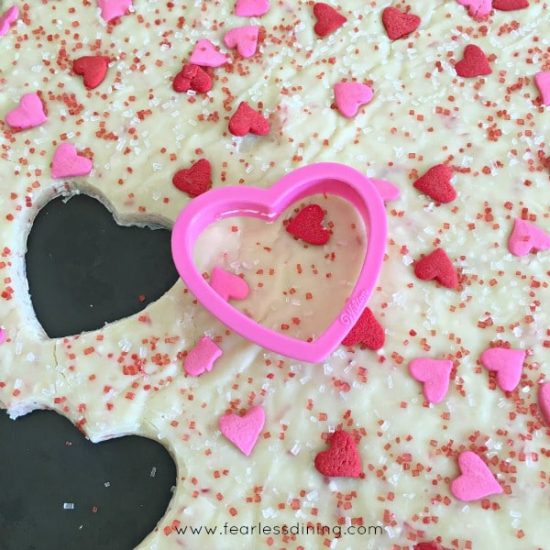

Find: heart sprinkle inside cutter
<box><xmin>171</xmin><ymin>163</ymin><xmax>387</xmax><ymax>363</ymax></box>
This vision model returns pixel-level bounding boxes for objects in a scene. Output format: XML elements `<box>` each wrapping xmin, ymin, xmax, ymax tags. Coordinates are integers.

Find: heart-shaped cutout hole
<box><xmin>25</xmin><ymin>194</ymin><xmax>178</xmax><ymax>338</ymax></box>
<box><xmin>193</xmin><ymin>193</ymin><xmax>366</xmax><ymax>343</ymax></box>
<box><xmin>0</xmin><ymin>410</ymin><xmax>176</xmax><ymax>548</ymax></box>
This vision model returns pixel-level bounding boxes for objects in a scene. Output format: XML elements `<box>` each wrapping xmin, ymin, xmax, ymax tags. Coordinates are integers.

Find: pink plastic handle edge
<box><xmin>171</xmin><ymin>162</ymin><xmax>387</xmax><ymax>363</ymax></box>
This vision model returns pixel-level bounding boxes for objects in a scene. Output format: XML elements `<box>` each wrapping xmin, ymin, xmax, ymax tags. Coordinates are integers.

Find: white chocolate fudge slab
<box><xmin>0</xmin><ymin>1</ymin><xmax>549</xmax><ymax>549</ymax></box>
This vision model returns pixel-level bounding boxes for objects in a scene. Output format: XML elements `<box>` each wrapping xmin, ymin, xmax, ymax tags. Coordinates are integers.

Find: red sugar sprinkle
<box><xmin>455</xmin><ymin>45</ymin><xmax>492</xmax><ymax>78</ymax></box>
<box><xmin>414</xmin><ymin>249</ymin><xmax>458</xmax><ymax>289</ymax></box>
<box><xmin>413</xmin><ymin>164</ymin><xmax>456</xmax><ymax>203</ymax></box>
<box><xmin>172</xmin><ymin>64</ymin><xmax>212</xmax><ymax>94</ymax></box>
<box><xmin>72</xmin><ymin>56</ymin><xmax>110</xmax><ymax>90</ymax></box>
<box><xmin>342</xmin><ymin>307</ymin><xmax>385</xmax><ymax>350</ymax></box>
<box><xmin>172</xmin><ymin>159</ymin><xmax>212</xmax><ymax>197</ymax></box>
<box><xmin>285</xmin><ymin>204</ymin><xmax>330</xmax><ymax>245</ymax></box>
<box><xmin>381</xmin><ymin>7</ymin><xmax>420</xmax><ymax>41</ymax></box>
<box><xmin>228</xmin><ymin>101</ymin><xmax>269</xmax><ymax>137</ymax></box>
<box><xmin>313</xmin><ymin>3</ymin><xmax>347</xmax><ymax>38</ymax></box>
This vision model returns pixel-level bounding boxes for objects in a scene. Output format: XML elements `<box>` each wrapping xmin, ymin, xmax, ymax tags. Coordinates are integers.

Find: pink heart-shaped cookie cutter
<box><xmin>171</xmin><ymin>163</ymin><xmax>387</xmax><ymax>363</ymax></box>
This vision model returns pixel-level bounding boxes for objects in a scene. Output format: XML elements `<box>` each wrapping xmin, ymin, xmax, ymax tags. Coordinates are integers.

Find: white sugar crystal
<box><xmin>118</xmin><ymin>338</ymin><xmax>132</xmax><ymax>352</ymax></box>
<box><xmin>306</xmin><ymin>490</ymin><xmax>318</xmax><ymax>502</ymax></box>
<box><xmin>290</xmin><ymin>441</ymin><xmax>301</xmax><ymax>456</ymax></box>
<box><xmin>262</xmin><ymin>507</ymin><xmax>276</xmax><ymax>519</ymax></box>
<box><xmin>328</xmin><ymin>480</ymin><xmax>339</xmax><ymax>491</ymax></box>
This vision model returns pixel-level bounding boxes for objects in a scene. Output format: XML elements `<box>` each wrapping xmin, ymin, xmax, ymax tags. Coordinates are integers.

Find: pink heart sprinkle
<box><xmin>480</xmin><ymin>347</ymin><xmax>525</xmax><ymax>392</ymax></box>
<box><xmin>219</xmin><ymin>405</ymin><xmax>265</xmax><ymax>456</ymax></box>
<box><xmin>451</xmin><ymin>451</ymin><xmax>503</xmax><ymax>502</ymax></box>
<box><xmin>210</xmin><ymin>266</ymin><xmax>250</xmax><ymax>301</ymax></box>
<box><xmin>534</xmin><ymin>71</ymin><xmax>550</xmax><ymax>106</ymax></box>
<box><xmin>0</xmin><ymin>5</ymin><xmax>18</xmax><ymax>36</ymax></box>
<box><xmin>235</xmin><ymin>0</ymin><xmax>270</xmax><ymax>17</ymax></box>
<box><xmin>190</xmin><ymin>39</ymin><xmax>228</xmax><ymax>68</ymax></box>
<box><xmin>98</xmin><ymin>0</ymin><xmax>132</xmax><ymax>22</ymax></box>
<box><xmin>334</xmin><ymin>82</ymin><xmax>374</xmax><ymax>118</ymax></box>
<box><xmin>508</xmin><ymin>218</ymin><xmax>550</xmax><ymax>256</ymax></box>
<box><xmin>371</xmin><ymin>179</ymin><xmax>401</xmax><ymax>202</ymax></box>
<box><xmin>51</xmin><ymin>143</ymin><xmax>93</xmax><ymax>179</ymax></box>
<box><xmin>5</xmin><ymin>92</ymin><xmax>47</xmax><ymax>130</ymax></box>
<box><xmin>456</xmin><ymin>0</ymin><xmax>492</xmax><ymax>17</ymax></box>
<box><xmin>183</xmin><ymin>336</ymin><xmax>222</xmax><ymax>377</ymax></box>
<box><xmin>224</xmin><ymin>25</ymin><xmax>260</xmax><ymax>59</ymax></box>
<box><xmin>0</xmin><ymin>328</ymin><xmax>6</xmax><ymax>345</ymax></box>
<box><xmin>409</xmin><ymin>358</ymin><xmax>453</xmax><ymax>404</ymax></box>
<box><xmin>538</xmin><ymin>383</ymin><xmax>550</xmax><ymax>426</ymax></box>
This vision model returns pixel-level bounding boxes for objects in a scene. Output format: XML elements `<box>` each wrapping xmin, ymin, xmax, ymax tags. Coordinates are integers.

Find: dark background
<box><xmin>0</xmin><ymin>195</ymin><xmax>179</xmax><ymax>550</ymax></box>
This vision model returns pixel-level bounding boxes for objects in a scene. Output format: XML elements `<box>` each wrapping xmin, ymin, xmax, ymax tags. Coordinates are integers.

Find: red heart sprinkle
<box><xmin>73</xmin><ymin>56</ymin><xmax>110</xmax><ymax>90</ymax></box>
<box><xmin>313</xmin><ymin>2</ymin><xmax>347</xmax><ymax>37</ymax></box>
<box><xmin>314</xmin><ymin>430</ymin><xmax>362</xmax><ymax>478</ymax></box>
<box><xmin>173</xmin><ymin>64</ymin><xmax>212</xmax><ymax>94</ymax></box>
<box><xmin>342</xmin><ymin>307</ymin><xmax>385</xmax><ymax>350</ymax></box>
<box><xmin>455</xmin><ymin>45</ymin><xmax>492</xmax><ymax>78</ymax></box>
<box><xmin>286</xmin><ymin>204</ymin><xmax>330</xmax><ymax>245</ymax></box>
<box><xmin>493</xmin><ymin>0</ymin><xmax>528</xmax><ymax>10</ymax></box>
<box><xmin>414</xmin><ymin>249</ymin><xmax>458</xmax><ymax>289</ymax></box>
<box><xmin>382</xmin><ymin>7</ymin><xmax>420</xmax><ymax>40</ymax></box>
<box><xmin>172</xmin><ymin>159</ymin><xmax>212</xmax><ymax>197</ymax></box>
<box><xmin>413</xmin><ymin>164</ymin><xmax>456</xmax><ymax>203</ymax></box>
<box><xmin>228</xmin><ymin>101</ymin><xmax>270</xmax><ymax>137</ymax></box>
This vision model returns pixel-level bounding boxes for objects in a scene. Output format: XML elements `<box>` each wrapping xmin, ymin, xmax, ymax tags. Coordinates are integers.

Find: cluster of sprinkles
<box><xmin>0</xmin><ymin>0</ymin><xmax>549</xmax><ymax>547</ymax></box>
